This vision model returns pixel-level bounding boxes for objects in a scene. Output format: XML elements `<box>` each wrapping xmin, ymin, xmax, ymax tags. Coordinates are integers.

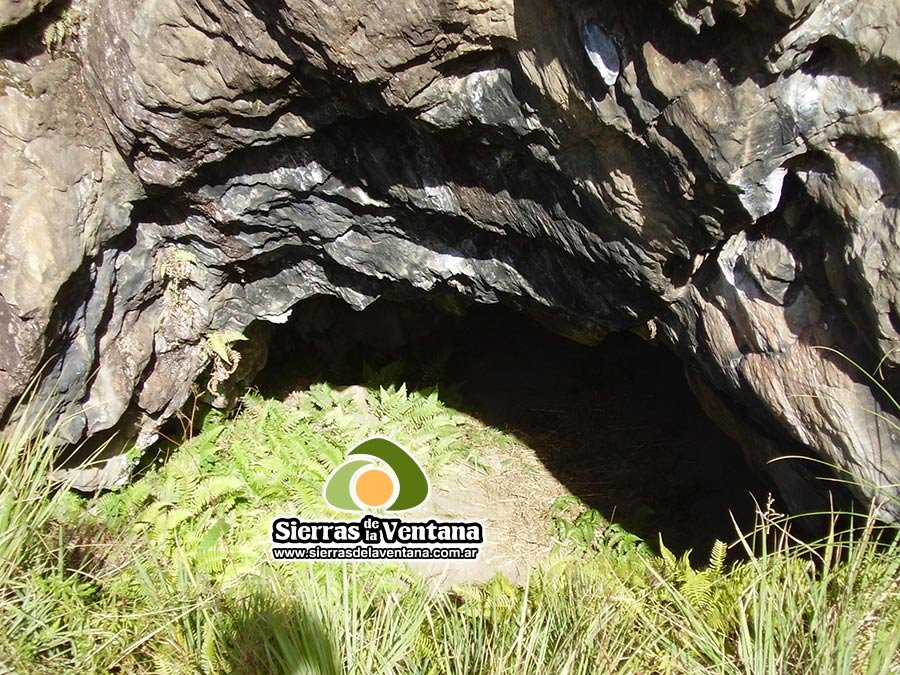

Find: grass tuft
<box><xmin>0</xmin><ymin>378</ymin><xmax>898</xmax><ymax>674</ymax></box>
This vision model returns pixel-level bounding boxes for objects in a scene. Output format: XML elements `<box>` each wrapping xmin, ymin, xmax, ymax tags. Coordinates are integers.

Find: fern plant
<box><xmin>41</xmin><ymin>7</ymin><xmax>84</xmax><ymax>53</ymax></box>
<box><xmin>657</xmin><ymin>538</ymin><xmax>727</xmax><ymax>606</ymax></box>
<box><xmin>79</xmin><ymin>380</ymin><xmax>474</xmax><ymax>587</ymax></box>
<box><xmin>649</xmin><ymin>535</ymin><xmax>747</xmax><ymax>642</ymax></box>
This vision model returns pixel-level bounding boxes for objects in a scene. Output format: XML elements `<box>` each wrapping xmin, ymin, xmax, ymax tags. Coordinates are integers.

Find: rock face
<box><xmin>1</xmin><ymin>0</ymin><xmax>898</xmax><ymax>515</ymax></box>
<box><xmin>0</xmin><ymin>0</ymin><xmax>52</xmax><ymax>31</ymax></box>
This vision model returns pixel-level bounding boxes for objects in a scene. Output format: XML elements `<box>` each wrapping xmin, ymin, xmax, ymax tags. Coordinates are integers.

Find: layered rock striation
<box><xmin>1</xmin><ymin>0</ymin><xmax>898</xmax><ymax>516</ymax></box>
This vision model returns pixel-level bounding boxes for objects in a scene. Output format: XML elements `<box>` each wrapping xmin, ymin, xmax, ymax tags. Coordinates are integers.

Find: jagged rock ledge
<box><xmin>0</xmin><ymin>0</ymin><xmax>898</xmax><ymax>519</ymax></box>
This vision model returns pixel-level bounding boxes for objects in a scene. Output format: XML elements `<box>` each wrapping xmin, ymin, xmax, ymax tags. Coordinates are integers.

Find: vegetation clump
<box><xmin>1</xmin><ymin>372</ymin><xmax>899</xmax><ymax>674</ymax></box>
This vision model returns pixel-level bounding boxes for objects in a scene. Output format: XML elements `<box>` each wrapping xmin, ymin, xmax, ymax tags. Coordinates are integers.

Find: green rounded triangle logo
<box><xmin>324</xmin><ymin>436</ymin><xmax>429</xmax><ymax>512</ymax></box>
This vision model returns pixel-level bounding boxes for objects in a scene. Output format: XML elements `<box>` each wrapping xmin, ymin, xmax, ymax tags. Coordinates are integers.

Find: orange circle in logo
<box><xmin>354</xmin><ymin>468</ymin><xmax>394</xmax><ymax>507</ymax></box>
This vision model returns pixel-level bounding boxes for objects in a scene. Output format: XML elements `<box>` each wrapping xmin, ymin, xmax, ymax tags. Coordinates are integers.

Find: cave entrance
<box><xmin>254</xmin><ymin>296</ymin><xmax>774</xmax><ymax>568</ymax></box>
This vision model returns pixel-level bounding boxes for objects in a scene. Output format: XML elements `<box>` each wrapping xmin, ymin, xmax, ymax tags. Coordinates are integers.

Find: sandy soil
<box><xmin>407</xmin><ymin>431</ymin><xmax>569</xmax><ymax>586</ymax></box>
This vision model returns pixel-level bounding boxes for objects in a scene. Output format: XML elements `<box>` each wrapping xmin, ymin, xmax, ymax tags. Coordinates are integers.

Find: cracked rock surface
<box><xmin>1</xmin><ymin>0</ymin><xmax>898</xmax><ymax>516</ymax></box>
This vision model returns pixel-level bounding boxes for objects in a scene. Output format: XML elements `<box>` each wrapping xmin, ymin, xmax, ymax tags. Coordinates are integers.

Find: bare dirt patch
<box><xmin>408</xmin><ymin>427</ymin><xmax>568</xmax><ymax>586</ymax></box>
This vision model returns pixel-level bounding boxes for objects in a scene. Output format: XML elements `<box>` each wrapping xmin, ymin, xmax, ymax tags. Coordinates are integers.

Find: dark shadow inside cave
<box><xmin>254</xmin><ymin>296</ymin><xmax>777</xmax><ymax>560</ymax></box>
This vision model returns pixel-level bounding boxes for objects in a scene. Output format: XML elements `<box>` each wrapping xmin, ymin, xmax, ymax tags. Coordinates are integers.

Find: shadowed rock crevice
<box><xmin>255</xmin><ymin>298</ymin><xmax>783</xmax><ymax>558</ymax></box>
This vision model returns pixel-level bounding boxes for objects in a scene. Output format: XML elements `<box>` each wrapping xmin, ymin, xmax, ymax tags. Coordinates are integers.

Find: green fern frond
<box><xmin>206</xmin><ymin>331</ymin><xmax>248</xmax><ymax>368</ymax></box>
<box><xmin>681</xmin><ymin>569</ymin><xmax>715</xmax><ymax>610</ymax></box>
<box><xmin>708</xmin><ymin>539</ymin><xmax>727</xmax><ymax>577</ymax></box>
<box><xmin>123</xmin><ymin>480</ymin><xmax>154</xmax><ymax>511</ymax></box>
<box><xmin>406</xmin><ymin>397</ymin><xmax>439</xmax><ymax>428</ymax></box>
<box><xmin>200</xmin><ymin>617</ymin><xmax>219</xmax><ymax>674</ymax></box>
<box><xmin>194</xmin><ymin>542</ymin><xmax>227</xmax><ymax>577</ymax></box>
<box><xmin>375</xmin><ymin>383</ymin><xmax>411</xmax><ymax>419</ymax></box>
<box><xmin>152</xmin><ymin>653</ymin><xmax>183</xmax><ymax>675</ymax></box>
<box><xmin>309</xmin><ymin>383</ymin><xmax>340</xmax><ymax>410</ymax></box>
<box><xmin>194</xmin><ymin>475</ymin><xmax>247</xmax><ymax>508</ymax></box>
<box><xmin>657</xmin><ymin>535</ymin><xmax>677</xmax><ymax>575</ymax></box>
<box><xmin>289</xmin><ymin>480</ymin><xmax>326</xmax><ymax>517</ymax></box>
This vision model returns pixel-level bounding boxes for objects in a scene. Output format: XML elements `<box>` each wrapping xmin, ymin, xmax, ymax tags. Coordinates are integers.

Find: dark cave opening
<box><xmin>254</xmin><ymin>296</ymin><xmax>778</xmax><ymax>559</ymax></box>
